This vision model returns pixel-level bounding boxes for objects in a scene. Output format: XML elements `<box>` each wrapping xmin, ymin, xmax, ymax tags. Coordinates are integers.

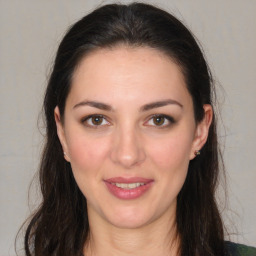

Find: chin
<box><xmin>104</xmin><ymin>206</ymin><xmax>155</xmax><ymax>229</ymax></box>
<box><xmin>109</xmin><ymin>217</ymin><xmax>150</xmax><ymax>229</ymax></box>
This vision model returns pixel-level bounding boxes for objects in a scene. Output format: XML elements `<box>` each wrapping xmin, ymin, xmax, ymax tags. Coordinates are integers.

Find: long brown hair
<box><xmin>22</xmin><ymin>3</ymin><xmax>226</xmax><ymax>256</ymax></box>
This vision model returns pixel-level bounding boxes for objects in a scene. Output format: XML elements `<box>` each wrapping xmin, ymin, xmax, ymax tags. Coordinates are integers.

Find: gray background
<box><xmin>0</xmin><ymin>0</ymin><xmax>255</xmax><ymax>255</ymax></box>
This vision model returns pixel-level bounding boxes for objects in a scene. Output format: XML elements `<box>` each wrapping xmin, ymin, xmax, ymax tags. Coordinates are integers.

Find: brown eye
<box><xmin>82</xmin><ymin>115</ymin><xmax>109</xmax><ymax>127</ymax></box>
<box><xmin>146</xmin><ymin>114</ymin><xmax>175</xmax><ymax>128</ymax></box>
<box><xmin>91</xmin><ymin>116</ymin><xmax>103</xmax><ymax>125</ymax></box>
<box><xmin>152</xmin><ymin>116</ymin><xmax>165</xmax><ymax>126</ymax></box>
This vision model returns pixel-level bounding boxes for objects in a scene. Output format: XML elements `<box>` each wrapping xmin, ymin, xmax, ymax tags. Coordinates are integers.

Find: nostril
<box><xmin>110</xmin><ymin>138</ymin><xmax>146</xmax><ymax>168</ymax></box>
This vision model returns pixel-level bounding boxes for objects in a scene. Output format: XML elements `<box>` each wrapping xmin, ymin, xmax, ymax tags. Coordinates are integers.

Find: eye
<box><xmin>82</xmin><ymin>115</ymin><xmax>110</xmax><ymax>128</ymax></box>
<box><xmin>146</xmin><ymin>114</ymin><xmax>175</xmax><ymax>127</ymax></box>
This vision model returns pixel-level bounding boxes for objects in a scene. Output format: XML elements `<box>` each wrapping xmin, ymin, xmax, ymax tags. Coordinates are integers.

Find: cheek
<box><xmin>66</xmin><ymin>133</ymin><xmax>111</xmax><ymax>200</ymax></box>
<box><xmin>147</xmin><ymin>133</ymin><xmax>193</xmax><ymax>204</ymax></box>
<box><xmin>148</xmin><ymin>133</ymin><xmax>193</xmax><ymax>170</ymax></box>
<box><xmin>66</xmin><ymin>132</ymin><xmax>111</xmax><ymax>175</ymax></box>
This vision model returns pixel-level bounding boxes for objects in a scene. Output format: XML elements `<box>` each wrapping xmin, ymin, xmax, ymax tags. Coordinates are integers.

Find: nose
<box><xmin>110</xmin><ymin>125</ymin><xmax>146</xmax><ymax>169</ymax></box>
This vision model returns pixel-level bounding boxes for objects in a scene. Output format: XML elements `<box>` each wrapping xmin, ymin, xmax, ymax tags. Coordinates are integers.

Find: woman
<box><xmin>23</xmin><ymin>2</ymin><xmax>256</xmax><ymax>256</ymax></box>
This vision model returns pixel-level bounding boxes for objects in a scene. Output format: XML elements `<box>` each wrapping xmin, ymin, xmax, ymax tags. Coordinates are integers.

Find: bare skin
<box><xmin>84</xmin><ymin>203</ymin><xmax>179</xmax><ymax>256</ymax></box>
<box><xmin>55</xmin><ymin>46</ymin><xmax>212</xmax><ymax>256</ymax></box>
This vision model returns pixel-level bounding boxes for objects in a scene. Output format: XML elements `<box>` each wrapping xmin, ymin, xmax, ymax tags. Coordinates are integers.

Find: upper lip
<box><xmin>104</xmin><ymin>177</ymin><xmax>154</xmax><ymax>184</ymax></box>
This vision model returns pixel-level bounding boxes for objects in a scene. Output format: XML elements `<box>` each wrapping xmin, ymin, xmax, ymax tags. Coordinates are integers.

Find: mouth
<box><xmin>111</xmin><ymin>182</ymin><xmax>146</xmax><ymax>189</ymax></box>
<box><xmin>104</xmin><ymin>177</ymin><xmax>154</xmax><ymax>200</ymax></box>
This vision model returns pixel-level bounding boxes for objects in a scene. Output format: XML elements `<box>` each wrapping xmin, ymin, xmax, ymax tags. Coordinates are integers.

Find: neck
<box><xmin>84</xmin><ymin>207</ymin><xmax>180</xmax><ymax>256</ymax></box>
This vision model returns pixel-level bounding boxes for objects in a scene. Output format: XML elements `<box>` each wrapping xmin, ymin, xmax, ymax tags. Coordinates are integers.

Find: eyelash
<box><xmin>146</xmin><ymin>114</ymin><xmax>175</xmax><ymax>128</ymax></box>
<box><xmin>81</xmin><ymin>114</ymin><xmax>175</xmax><ymax>129</ymax></box>
<box><xmin>81</xmin><ymin>115</ymin><xmax>110</xmax><ymax>128</ymax></box>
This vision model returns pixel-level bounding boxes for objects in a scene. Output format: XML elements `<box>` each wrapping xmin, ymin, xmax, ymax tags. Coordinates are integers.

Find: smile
<box><xmin>104</xmin><ymin>177</ymin><xmax>153</xmax><ymax>200</ymax></box>
<box><xmin>111</xmin><ymin>182</ymin><xmax>145</xmax><ymax>189</ymax></box>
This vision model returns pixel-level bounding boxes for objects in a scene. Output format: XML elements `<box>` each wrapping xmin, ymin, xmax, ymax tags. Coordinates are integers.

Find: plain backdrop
<box><xmin>0</xmin><ymin>0</ymin><xmax>255</xmax><ymax>255</ymax></box>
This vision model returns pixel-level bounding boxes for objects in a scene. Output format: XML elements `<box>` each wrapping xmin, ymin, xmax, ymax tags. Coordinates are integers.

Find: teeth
<box><xmin>112</xmin><ymin>182</ymin><xmax>145</xmax><ymax>189</ymax></box>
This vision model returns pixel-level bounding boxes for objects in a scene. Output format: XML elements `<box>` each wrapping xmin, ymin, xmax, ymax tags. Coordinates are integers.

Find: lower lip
<box><xmin>104</xmin><ymin>182</ymin><xmax>153</xmax><ymax>200</ymax></box>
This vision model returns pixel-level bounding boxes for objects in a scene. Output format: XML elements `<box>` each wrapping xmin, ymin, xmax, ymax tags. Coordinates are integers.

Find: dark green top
<box><xmin>226</xmin><ymin>241</ymin><xmax>256</xmax><ymax>256</ymax></box>
<box><xmin>81</xmin><ymin>241</ymin><xmax>256</xmax><ymax>256</ymax></box>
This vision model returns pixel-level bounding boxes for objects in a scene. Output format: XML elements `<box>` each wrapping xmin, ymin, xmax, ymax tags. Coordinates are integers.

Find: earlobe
<box><xmin>190</xmin><ymin>104</ymin><xmax>213</xmax><ymax>160</ymax></box>
<box><xmin>54</xmin><ymin>106</ymin><xmax>70</xmax><ymax>162</ymax></box>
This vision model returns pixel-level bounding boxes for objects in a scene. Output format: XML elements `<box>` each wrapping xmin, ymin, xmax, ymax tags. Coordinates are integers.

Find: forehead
<box><xmin>73</xmin><ymin>46</ymin><xmax>184</xmax><ymax>83</ymax></box>
<box><xmin>67</xmin><ymin>46</ymin><xmax>191</xmax><ymax>108</ymax></box>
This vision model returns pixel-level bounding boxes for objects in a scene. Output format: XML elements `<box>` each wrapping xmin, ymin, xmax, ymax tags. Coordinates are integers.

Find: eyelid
<box><xmin>80</xmin><ymin>113</ymin><xmax>175</xmax><ymax>129</ymax></box>
<box><xmin>81</xmin><ymin>114</ymin><xmax>111</xmax><ymax>128</ymax></box>
<box><xmin>145</xmin><ymin>114</ymin><xmax>175</xmax><ymax>127</ymax></box>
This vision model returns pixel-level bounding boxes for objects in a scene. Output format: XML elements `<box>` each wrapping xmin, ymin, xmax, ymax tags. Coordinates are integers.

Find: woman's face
<box><xmin>55</xmin><ymin>46</ymin><xmax>211</xmax><ymax>229</ymax></box>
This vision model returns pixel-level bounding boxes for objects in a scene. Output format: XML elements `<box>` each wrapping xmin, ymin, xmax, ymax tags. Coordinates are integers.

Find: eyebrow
<box><xmin>73</xmin><ymin>101</ymin><xmax>113</xmax><ymax>111</ymax></box>
<box><xmin>73</xmin><ymin>99</ymin><xmax>183</xmax><ymax>111</ymax></box>
<box><xmin>139</xmin><ymin>99</ymin><xmax>183</xmax><ymax>111</ymax></box>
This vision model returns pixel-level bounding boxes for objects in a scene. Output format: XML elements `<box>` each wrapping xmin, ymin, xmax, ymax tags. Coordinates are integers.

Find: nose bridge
<box><xmin>110</xmin><ymin>122</ymin><xmax>145</xmax><ymax>168</ymax></box>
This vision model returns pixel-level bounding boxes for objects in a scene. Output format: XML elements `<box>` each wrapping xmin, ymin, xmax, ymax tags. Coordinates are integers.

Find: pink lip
<box><xmin>104</xmin><ymin>177</ymin><xmax>154</xmax><ymax>200</ymax></box>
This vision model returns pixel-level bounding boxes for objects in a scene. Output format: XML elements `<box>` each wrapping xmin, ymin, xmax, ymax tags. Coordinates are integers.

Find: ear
<box><xmin>189</xmin><ymin>104</ymin><xmax>213</xmax><ymax>160</ymax></box>
<box><xmin>54</xmin><ymin>106</ymin><xmax>70</xmax><ymax>162</ymax></box>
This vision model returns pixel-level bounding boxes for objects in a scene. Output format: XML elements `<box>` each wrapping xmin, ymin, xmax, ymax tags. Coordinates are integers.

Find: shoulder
<box><xmin>225</xmin><ymin>241</ymin><xmax>256</xmax><ymax>256</ymax></box>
